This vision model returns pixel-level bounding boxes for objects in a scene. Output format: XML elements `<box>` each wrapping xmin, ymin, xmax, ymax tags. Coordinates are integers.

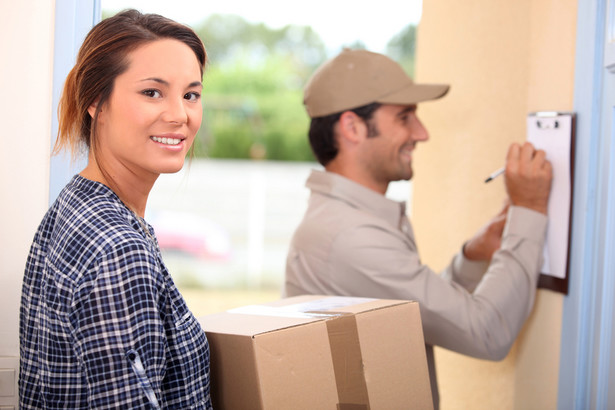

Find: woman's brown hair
<box><xmin>55</xmin><ymin>9</ymin><xmax>206</xmax><ymax>158</ymax></box>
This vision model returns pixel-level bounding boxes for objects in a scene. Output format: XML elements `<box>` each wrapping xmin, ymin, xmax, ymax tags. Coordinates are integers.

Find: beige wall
<box><xmin>413</xmin><ymin>0</ymin><xmax>576</xmax><ymax>409</ymax></box>
<box><xmin>0</xmin><ymin>0</ymin><xmax>55</xmax><ymax>406</ymax></box>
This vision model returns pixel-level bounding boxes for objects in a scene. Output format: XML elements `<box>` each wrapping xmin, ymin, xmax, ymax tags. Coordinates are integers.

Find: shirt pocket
<box><xmin>171</xmin><ymin>297</ymin><xmax>194</xmax><ymax>331</ymax></box>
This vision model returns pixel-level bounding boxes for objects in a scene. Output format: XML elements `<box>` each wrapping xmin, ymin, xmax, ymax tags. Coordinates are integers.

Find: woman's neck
<box><xmin>80</xmin><ymin>160</ymin><xmax>157</xmax><ymax>218</ymax></box>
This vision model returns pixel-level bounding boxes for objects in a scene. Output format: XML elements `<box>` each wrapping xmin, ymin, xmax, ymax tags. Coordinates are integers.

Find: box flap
<box><xmin>198</xmin><ymin>296</ymin><xmax>416</xmax><ymax>337</ymax></box>
<box><xmin>198</xmin><ymin>310</ymin><xmax>320</xmax><ymax>337</ymax></box>
<box><xmin>264</xmin><ymin>295</ymin><xmax>412</xmax><ymax>315</ymax></box>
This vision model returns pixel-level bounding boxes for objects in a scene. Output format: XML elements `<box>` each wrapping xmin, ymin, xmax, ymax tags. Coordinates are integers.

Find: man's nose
<box><xmin>410</xmin><ymin>115</ymin><xmax>429</xmax><ymax>142</ymax></box>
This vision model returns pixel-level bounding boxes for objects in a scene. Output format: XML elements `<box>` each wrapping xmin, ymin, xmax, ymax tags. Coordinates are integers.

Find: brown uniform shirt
<box><xmin>284</xmin><ymin>170</ymin><xmax>547</xmax><ymax>408</ymax></box>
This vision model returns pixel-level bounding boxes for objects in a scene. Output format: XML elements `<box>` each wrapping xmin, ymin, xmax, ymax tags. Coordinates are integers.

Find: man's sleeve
<box><xmin>328</xmin><ymin>205</ymin><xmax>547</xmax><ymax>360</ymax></box>
<box><xmin>440</xmin><ymin>206</ymin><xmax>546</xmax><ymax>293</ymax></box>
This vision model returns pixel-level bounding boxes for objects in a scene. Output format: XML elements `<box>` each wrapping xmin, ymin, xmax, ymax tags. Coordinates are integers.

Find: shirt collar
<box><xmin>306</xmin><ymin>169</ymin><xmax>407</xmax><ymax>228</ymax></box>
<box><xmin>71</xmin><ymin>174</ymin><xmax>157</xmax><ymax>240</ymax></box>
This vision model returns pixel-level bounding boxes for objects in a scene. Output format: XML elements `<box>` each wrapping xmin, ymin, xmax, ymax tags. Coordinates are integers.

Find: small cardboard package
<box><xmin>198</xmin><ymin>295</ymin><xmax>432</xmax><ymax>409</ymax></box>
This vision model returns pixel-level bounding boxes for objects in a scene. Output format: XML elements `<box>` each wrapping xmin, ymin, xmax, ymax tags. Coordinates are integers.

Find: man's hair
<box><xmin>308</xmin><ymin>102</ymin><xmax>381</xmax><ymax>166</ymax></box>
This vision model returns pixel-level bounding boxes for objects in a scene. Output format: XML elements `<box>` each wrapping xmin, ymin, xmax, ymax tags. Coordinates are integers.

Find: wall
<box><xmin>413</xmin><ymin>0</ymin><xmax>576</xmax><ymax>409</ymax></box>
<box><xmin>0</xmin><ymin>0</ymin><xmax>55</xmax><ymax>406</ymax></box>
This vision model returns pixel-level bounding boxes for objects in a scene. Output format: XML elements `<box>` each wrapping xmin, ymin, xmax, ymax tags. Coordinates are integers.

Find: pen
<box><xmin>484</xmin><ymin>167</ymin><xmax>505</xmax><ymax>183</ymax></box>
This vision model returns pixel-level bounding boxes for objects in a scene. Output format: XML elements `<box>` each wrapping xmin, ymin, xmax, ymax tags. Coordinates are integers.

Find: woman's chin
<box><xmin>158</xmin><ymin>161</ymin><xmax>187</xmax><ymax>174</ymax></box>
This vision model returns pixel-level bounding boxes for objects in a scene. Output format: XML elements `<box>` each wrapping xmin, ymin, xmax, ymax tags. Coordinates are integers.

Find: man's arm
<box><xmin>451</xmin><ymin>141</ymin><xmax>552</xmax><ymax>287</ymax></box>
<box><xmin>325</xmin><ymin>142</ymin><xmax>552</xmax><ymax>360</ymax></box>
<box><xmin>325</xmin><ymin>203</ymin><xmax>546</xmax><ymax>360</ymax></box>
<box><xmin>464</xmin><ymin>142</ymin><xmax>552</xmax><ymax>261</ymax></box>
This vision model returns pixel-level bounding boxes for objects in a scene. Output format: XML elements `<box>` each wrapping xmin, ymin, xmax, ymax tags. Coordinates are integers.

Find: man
<box><xmin>284</xmin><ymin>48</ymin><xmax>552</xmax><ymax>408</ymax></box>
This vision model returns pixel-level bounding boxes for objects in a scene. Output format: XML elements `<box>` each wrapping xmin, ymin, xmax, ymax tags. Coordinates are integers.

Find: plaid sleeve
<box><xmin>70</xmin><ymin>238</ymin><xmax>167</xmax><ymax>409</ymax></box>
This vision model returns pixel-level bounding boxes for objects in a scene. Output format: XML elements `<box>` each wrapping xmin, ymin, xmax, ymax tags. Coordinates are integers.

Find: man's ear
<box><xmin>338</xmin><ymin>111</ymin><xmax>367</xmax><ymax>144</ymax></box>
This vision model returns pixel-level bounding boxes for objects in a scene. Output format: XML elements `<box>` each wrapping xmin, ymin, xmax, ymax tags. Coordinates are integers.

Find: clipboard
<box><xmin>526</xmin><ymin>112</ymin><xmax>576</xmax><ymax>294</ymax></box>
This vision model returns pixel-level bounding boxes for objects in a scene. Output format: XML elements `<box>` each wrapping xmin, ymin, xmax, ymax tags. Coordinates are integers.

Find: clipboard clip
<box><xmin>537</xmin><ymin>119</ymin><xmax>559</xmax><ymax>129</ymax></box>
<box><xmin>535</xmin><ymin>111</ymin><xmax>560</xmax><ymax>130</ymax></box>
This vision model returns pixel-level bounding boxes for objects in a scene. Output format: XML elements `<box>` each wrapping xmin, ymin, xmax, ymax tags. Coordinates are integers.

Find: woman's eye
<box><xmin>184</xmin><ymin>92</ymin><xmax>201</xmax><ymax>102</ymax></box>
<box><xmin>142</xmin><ymin>89</ymin><xmax>161</xmax><ymax>98</ymax></box>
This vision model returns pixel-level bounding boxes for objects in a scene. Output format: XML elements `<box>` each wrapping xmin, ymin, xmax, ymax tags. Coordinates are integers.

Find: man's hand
<box><xmin>463</xmin><ymin>201</ymin><xmax>509</xmax><ymax>261</ymax></box>
<box><xmin>505</xmin><ymin>142</ymin><xmax>553</xmax><ymax>214</ymax></box>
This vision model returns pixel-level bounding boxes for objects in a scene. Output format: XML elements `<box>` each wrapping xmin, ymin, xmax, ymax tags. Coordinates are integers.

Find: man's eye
<box><xmin>142</xmin><ymin>89</ymin><xmax>161</xmax><ymax>98</ymax></box>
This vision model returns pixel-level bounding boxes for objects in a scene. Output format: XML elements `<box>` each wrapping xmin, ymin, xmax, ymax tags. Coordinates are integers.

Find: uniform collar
<box><xmin>306</xmin><ymin>169</ymin><xmax>407</xmax><ymax>228</ymax></box>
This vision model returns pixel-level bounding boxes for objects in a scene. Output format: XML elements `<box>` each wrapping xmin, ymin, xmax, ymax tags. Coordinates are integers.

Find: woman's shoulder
<box><xmin>49</xmin><ymin>176</ymin><xmax>153</xmax><ymax>263</ymax></box>
<box><xmin>56</xmin><ymin>177</ymin><xmax>128</xmax><ymax>227</ymax></box>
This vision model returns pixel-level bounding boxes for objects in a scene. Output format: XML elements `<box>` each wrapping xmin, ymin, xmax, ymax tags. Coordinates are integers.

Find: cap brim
<box><xmin>376</xmin><ymin>83</ymin><xmax>450</xmax><ymax>105</ymax></box>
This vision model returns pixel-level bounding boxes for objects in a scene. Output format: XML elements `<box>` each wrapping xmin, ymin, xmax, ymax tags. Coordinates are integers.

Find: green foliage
<box><xmin>386</xmin><ymin>24</ymin><xmax>417</xmax><ymax>77</ymax></box>
<box><xmin>193</xmin><ymin>15</ymin><xmax>322</xmax><ymax>162</ymax></box>
<box><xmin>195</xmin><ymin>14</ymin><xmax>327</xmax><ymax>72</ymax></box>
<box><xmin>197</xmin><ymin>56</ymin><xmax>313</xmax><ymax>161</ymax></box>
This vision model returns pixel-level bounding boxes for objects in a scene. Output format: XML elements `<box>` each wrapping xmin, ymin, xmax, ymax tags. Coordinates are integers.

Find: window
<box><xmin>100</xmin><ymin>0</ymin><xmax>421</xmax><ymax>314</ymax></box>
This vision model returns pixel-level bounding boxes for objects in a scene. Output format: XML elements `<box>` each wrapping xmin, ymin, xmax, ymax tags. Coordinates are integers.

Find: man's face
<box><xmin>358</xmin><ymin>104</ymin><xmax>429</xmax><ymax>185</ymax></box>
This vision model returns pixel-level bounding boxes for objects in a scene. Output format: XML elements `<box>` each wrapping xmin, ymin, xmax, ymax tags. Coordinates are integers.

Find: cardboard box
<box><xmin>198</xmin><ymin>295</ymin><xmax>432</xmax><ymax>410</ymax></box>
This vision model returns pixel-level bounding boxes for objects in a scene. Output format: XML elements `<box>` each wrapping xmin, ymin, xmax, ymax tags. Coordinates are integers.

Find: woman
<box><xmin>19</xmin><ymin>10</ymin><xmax>212</xmax><ymax>409</ymax></box>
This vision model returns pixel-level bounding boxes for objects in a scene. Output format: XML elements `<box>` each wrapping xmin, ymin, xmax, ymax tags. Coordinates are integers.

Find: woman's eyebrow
<box><xmin>140</xmin><ymin>77</ymin><xmax>168</xmax><ymax>85</ymax></box>
<box><xmin>140</xmin><ymin>78</ymin><xmax>203</xmax><ymax>88</ymax></box>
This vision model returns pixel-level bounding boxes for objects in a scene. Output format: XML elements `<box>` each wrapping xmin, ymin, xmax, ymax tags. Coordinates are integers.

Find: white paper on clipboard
<box><xmin>526</xmin><ymin>112</ymin><xmax>573</xmax><ymax>279</ymax></box>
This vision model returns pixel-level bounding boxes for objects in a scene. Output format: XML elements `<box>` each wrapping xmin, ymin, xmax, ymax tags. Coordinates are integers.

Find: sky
<box><xmin>101</xmin><ymin>0</ymin><xmax>423</xmax><ymax>54</ymax></box>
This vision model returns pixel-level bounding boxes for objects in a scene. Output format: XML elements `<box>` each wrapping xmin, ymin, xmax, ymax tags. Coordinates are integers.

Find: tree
<box><xmin>192</xmin><ymin>15</ymin><xmax>327</xmax><ymax>161</ymax></box>
<box><xmin>386</xmin><ymin>24</ymin><xmax>417</xmax><ymax>77</ymax></box>
<box><xmin>195</xmin><ymin>14</ymin><xmax>326</xmax><ymax>73</ymax></box>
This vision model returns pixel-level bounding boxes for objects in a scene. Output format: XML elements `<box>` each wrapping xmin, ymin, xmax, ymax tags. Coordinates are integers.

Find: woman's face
<box><xmin>90</xmin><ymin>39</ymin><xmax>203</xmax><ymax>180</ymax></box>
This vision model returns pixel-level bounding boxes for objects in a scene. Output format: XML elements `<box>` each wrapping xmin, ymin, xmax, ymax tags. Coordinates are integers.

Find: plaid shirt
<box><xmin>19</xmin><ymin>175</ymin><xmax>212</xmax><ymax>409</ymax></box>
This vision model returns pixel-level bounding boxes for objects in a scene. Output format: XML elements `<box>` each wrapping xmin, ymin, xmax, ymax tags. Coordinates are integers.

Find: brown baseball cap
<box><xmin>303</xmin><ymin>48</ymin><xmax>449</xmax><ymax>118</ymax></box>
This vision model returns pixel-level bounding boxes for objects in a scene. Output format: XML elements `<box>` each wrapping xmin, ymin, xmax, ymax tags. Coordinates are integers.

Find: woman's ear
<box><xmin>87</xmin><ymin>99</ymin><xmax>100</xmax><ymax>119</ymax></box>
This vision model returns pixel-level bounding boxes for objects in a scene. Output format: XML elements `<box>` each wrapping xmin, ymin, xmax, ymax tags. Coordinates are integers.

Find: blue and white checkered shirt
<box><xmin>20</xmin><ymin>175</ymin><xmax>212</xmax><ymax>409</ymax></box>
